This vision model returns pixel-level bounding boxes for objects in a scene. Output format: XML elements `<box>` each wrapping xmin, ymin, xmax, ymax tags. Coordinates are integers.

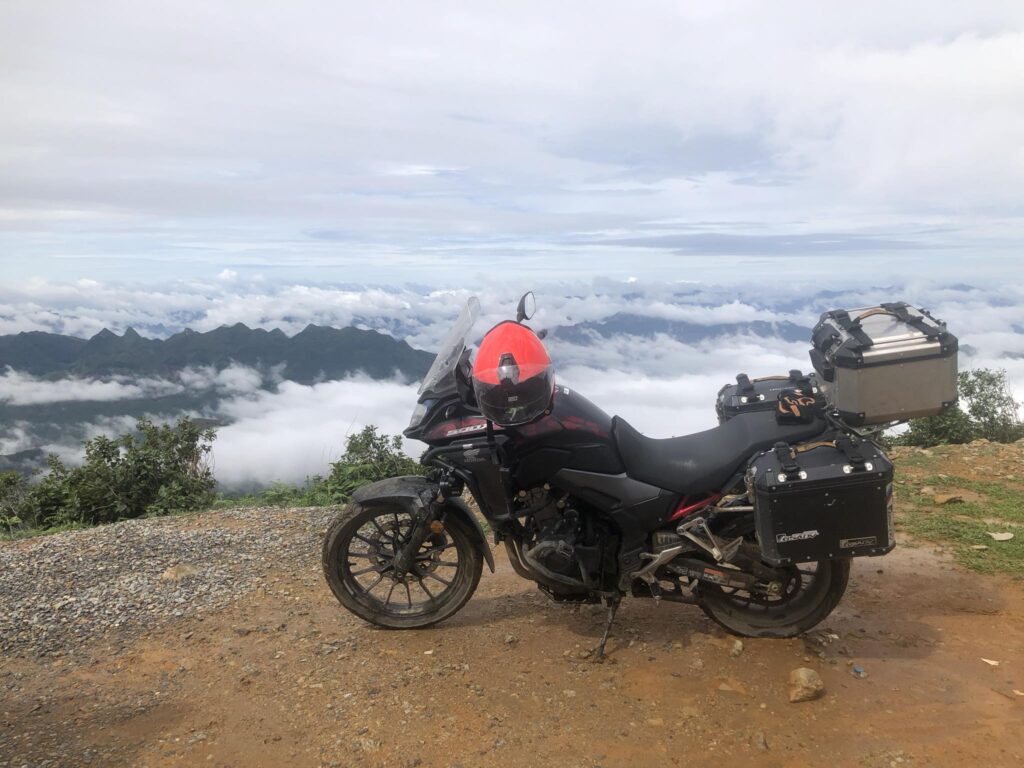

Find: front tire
<box><xmin>322</xmin><ymin>503</ymin><xmax>483</xmax><ymax>629</ymax></box>
<box><xmin>698</xmin><ymin>558</ymin><xmax>850</xmax><ymax>638</ymax></box>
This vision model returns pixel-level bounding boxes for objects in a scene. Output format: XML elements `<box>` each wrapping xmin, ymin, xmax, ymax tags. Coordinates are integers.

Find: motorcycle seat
<box><xmin>611</xmin><ymin>411</ymin><xmax>827</xmax><ymax>495</ymax></box>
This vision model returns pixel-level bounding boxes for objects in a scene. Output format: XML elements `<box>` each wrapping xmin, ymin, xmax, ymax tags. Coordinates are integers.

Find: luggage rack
<box><xmin>823</xmin><ymin>409</ymin><xmax>903</xmax><ymax>440</ymax></box>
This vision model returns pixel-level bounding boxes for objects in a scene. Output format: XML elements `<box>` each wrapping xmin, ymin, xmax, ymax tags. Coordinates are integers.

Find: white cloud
<box><xmin>175</xmin><ymin>365</ymin><xmax>267</xmax><ymax>395</ymax></box>
<box><xmin>0</xmin><ymin>2</ymin><xmax>1022</xmax><ymax>282</ymax></box>
<box><xmin>210</xmin><ymin>377</ymin><xmax>419</xmax><ymax>487</ymax></box>
<box><xmin>0</xmin><ymin>364</ymin><xmax>266</xmax><ymax>406</ymax></box>
<box><xmin>0</xmin><ymin>369</ymin><xmax>183</xmax><ymax>406</ymax></box>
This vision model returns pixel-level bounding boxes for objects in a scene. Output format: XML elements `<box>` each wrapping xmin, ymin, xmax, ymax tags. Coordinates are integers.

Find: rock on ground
<box><xmin>789</xmin><ymin>667</ymin><xmax>825</xmax><ymax>703</ymax></box>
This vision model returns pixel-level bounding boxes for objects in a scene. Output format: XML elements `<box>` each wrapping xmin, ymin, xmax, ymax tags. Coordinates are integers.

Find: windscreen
<box><xmin>418</xmin><ymin>296</ymin><xmax>481</xmax><ymax>394</ymax></box>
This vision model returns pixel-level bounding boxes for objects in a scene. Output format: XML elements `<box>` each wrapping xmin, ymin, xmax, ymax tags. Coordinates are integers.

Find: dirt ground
<box><xmin>3</xmin><ymin>529</ymin><xmax>1024</xmax><ymax>768</ymax></box>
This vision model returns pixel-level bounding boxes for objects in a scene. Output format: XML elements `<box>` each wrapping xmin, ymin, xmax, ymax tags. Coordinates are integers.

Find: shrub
<box><xmin>311</xmin><ymin>425</ymin><xmax>425</xmax><ymax>505</ymax></box>
<box><xmin>0</xmin><ymin>471</ymin><xmax>29</xmax><ymax>535</ymax></box>
<box><xmin>19</xmin><ymin>418</ymin><xmax>216</xmax><ymax>529</ymax></box>
<box><xmin>898</xmin><ymin>368</ymin><xmax>1024</xmax><ymax>446</ymax></box>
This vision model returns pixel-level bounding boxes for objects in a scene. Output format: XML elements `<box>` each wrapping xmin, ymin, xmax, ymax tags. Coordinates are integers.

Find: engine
<box><xmin>524</xmin><ymin>494</ymin><xmax>580</xmax><ymax>577</ymax></box>
<box><xmin>514</xmin><ymin>487</ymin><xmax>615</xmax><ymax>591</ymax></box>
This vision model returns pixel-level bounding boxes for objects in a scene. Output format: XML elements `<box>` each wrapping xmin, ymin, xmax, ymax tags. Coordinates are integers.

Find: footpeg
<box><xmin>630</xmin><ymin>545</ymin><xmax>685</xmax><ymax>594</ymax></box>
<box><xmin>676</xmin><ymin>517</ymin><xmax>742</xmax><ymax>564</ymax></box>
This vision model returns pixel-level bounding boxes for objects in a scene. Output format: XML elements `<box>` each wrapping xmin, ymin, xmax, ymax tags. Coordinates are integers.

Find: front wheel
<box><xmin>698</xmin><ymin>557</ymin><xmax>850</xmax><ymax>638</ymax></box>
<box><xmin>322</xmin><ymin>503</ymin><xmax>483</xmax><ymax>629</ymax></box>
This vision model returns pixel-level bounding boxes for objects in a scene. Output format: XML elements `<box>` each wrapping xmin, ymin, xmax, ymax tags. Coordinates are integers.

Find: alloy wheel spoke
<box><xmin>418</xmin><ymin>542</ymin><xmax>455</xmax><ymax>557</ymax></box>
<box><xmin>423</xmin><ymin>571</ymin><xmax>452</xmax><ymax>587</ymax></box>
<box><xmin>351</xmin><ymin>564</ymin><xmax>383</xmax><ymax>577</ymax></box>
<box><xmin>418</xmin><ymin>578</ymin><xmax>435</xmax><ymax>600</ymax></box>
<box><xmin>353</xmin><ymin>532</ymin><xmax>377</xmax><ymax>548</ymax></box>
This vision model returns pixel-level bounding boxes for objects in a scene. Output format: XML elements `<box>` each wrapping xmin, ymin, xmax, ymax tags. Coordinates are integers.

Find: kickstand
<box><xmin>593</xmin><ymin>596</ymin><xmax>621</xmax><ymax>662</ymax></box>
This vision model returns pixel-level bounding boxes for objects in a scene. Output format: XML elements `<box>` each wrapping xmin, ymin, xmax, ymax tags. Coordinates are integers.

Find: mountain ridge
<box><xmin>552</xmin><ymin>312</ymin><xmax>810</xmax><ymax>344</ymax></box>
<box><xmin>0</xmin><ymin>323</ymin><xmax>434</xmax><ymax>384</ymax></box>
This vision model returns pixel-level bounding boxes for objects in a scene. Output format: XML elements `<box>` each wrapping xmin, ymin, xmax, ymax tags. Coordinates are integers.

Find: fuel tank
<box><xmin>419</xmin><ymin>385</ymin><xmax>622</xmax><ymax>488</ymax></box>
<box><xmin>510</xmin><ymin>385</ymin><xmax>623</xmax><ymax>487</ymax></box>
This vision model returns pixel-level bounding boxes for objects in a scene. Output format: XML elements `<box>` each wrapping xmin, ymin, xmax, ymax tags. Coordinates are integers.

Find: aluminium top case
<box><xmin>809</xmin><ymin>302</ymin><xmax>958</xmax><ymax>425</ymax></box>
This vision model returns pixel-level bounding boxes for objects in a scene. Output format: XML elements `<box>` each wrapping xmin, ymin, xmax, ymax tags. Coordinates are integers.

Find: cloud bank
<box><xmin>0</xmin><ymin>365</ymin><xmax>266</xmax><ymax>406</ymax></box>
<box><xmin>4</xmin><ymin>280</ymin><xmax>1023</xmax><ymax>486</ymax></box>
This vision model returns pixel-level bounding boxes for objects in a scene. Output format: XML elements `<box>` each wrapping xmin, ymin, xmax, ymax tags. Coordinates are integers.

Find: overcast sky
<box><xmin>2</xmin><ymin>1</ymin><xmax>1023</xmax><ymax>286</ymax></box>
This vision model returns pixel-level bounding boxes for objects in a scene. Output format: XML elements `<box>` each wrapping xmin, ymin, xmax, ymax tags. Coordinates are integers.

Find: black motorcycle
<box><xmin>323</xmin><ymin>294</ymin><xmax>898</xmax><ymax>655</ymax></box>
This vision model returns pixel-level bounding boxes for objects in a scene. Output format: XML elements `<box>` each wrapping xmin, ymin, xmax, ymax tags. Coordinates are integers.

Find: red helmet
<box><xmin>471</xmin><ymin>321</ymin><xmax>554</xmax><ymax>426</ymax></box>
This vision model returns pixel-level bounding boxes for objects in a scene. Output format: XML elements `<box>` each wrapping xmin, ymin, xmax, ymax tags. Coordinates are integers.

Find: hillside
<box><xmin>888</xmin><ymin>438</ymin><xmax>1024</xmax><ymax>576</ymax></box>
<box><xmin>0</xmin><ymin>323</ymin><xmax>434</xmax><ymax>383</ymax></box>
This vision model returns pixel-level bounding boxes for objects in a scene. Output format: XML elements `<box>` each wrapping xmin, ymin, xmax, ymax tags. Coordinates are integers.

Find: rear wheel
<box><xmin>698</xmin><ymin>557</ymin><xmax>850</xmax><ymax>638</ymax></box>
<box><xmin>322</xmin><ymin>503</ymin><xmax>483</xmax><ymax>629</ymax></box>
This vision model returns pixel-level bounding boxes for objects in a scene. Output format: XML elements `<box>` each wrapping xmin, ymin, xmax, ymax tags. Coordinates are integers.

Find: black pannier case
<box><xmin>748</xmin><ymin>437</ymin><xmax>894</xmax><ymax>565</ymax></box>
<box><xmin>716</xmin><ymin>369</ymin><xmax>818</xmax><ymax>423</ymax></box>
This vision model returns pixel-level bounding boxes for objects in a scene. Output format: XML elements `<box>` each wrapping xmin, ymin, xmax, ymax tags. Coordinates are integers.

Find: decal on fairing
<box><xmin>461</xmin><ymin>447</ymin><xmax>486</xmax><ymax>462</ymax></box>
<box><xmin>445</xmin><ymin>423</ymin><xmax>488</xmax><ymax>437</ymax></box>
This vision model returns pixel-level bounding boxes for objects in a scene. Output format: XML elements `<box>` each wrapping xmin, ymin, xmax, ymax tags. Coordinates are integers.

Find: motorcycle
<box><xmin>322</xmin><ymin>293</ymin><xmax>898</xmax><ymax>656</ymax></box>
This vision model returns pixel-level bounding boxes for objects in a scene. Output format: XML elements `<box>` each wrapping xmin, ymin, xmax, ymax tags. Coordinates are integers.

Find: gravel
<box><xmin>0</xmin><ymin>506</ymin><xmax>339</xmax><ymax>658</ymax></box>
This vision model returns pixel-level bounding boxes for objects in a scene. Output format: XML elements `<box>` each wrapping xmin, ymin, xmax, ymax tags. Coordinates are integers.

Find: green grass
<box><xmin>1</xmin><ymin>520</ymin><xmax>89</xmax><ymax>542</ymax></box>
<box><xmin>900</xmin><ymin>507</ymin><xmax>1024</xmax><ymax>577</ymax></box>
<box><xmin>902</xmin><ymin>474</ymin><xmax>1024</xmax><ymax>522</ymax></box>
<box><xmin>895</xmin><ymin>470</ymin><xmax>1024</xmax><ymax>577</ymax></box>
<box><xmin>212</xmin><ymin>480</ymin><xmax>337</xmax><ymax>509</ymax></box>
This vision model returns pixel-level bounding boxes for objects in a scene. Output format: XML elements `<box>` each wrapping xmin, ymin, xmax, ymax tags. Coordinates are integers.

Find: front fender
<box><xmin>350</xmin><ymin>475</ymin><xmax>495</xmax><ymax>573</ymax></box>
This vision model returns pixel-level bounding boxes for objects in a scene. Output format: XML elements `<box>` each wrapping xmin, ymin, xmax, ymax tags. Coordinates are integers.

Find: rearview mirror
<box><xmin>516</xmin><ymin>291</ymin><xmax>536</xmax><ymax>323</ymax></box>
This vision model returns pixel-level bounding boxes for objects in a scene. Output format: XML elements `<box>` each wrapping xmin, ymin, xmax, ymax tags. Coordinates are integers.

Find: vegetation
<box><xmin>214</xmin><ymin>425</ymin><xmax>424</xmax><ymax>508</ymax></box>
<box><xmin>0</xmin><ymin>471</ymin><xmax>29</xmax><ymax>536</ymax></box>
<box><xmin>892</xmin><ymin>446</ymin><xmax>1024</xmax><ymax>578</ymax></box>
<box><xmin>897</xmin><ymin>368</ymin><xmax>1023</xmax><ymax>447</ymax></box>
<box><xmin>0</xmin><ymin>420</ymin><xmax>422</xmax><ymax>539</ymax></box>
<box><xmin>1</xmin><ymin>418</ymin><xmax>216</xmax><ymax>537</ymax></box>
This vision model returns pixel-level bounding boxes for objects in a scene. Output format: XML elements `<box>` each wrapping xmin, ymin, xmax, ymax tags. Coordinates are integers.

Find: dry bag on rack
<box><xmin>715</xmin><ymin>369</ymin><xmax>819</xmax><ymax>423</ymax></box>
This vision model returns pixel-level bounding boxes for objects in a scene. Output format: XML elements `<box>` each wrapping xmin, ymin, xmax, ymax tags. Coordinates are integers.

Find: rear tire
<box><xmin>698</xmin><ymin>558</ymin><xmax>850</xmax><ymax>638</ymax></box>
<box><xmin>322</xmin><ymin>503</ymin><xmax>483</xmax><ymax>629</ymax></box>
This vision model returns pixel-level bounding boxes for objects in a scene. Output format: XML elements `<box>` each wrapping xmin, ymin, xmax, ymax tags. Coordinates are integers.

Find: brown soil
<box><xmin>3</xmin><ymin>535</ymin><xmax>1024</xmax><ymax>768</ymax></box>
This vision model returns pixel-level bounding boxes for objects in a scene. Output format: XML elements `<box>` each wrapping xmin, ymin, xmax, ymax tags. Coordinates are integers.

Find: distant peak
<box><xmin>92</xmin><ymin>328</ymin><xmax>117</xmax><ymax>340</ymax></box>
<box><xmin>122</xmin><ymin>327</ymin><xmax>141</xmax><ymax>339</ymax></box>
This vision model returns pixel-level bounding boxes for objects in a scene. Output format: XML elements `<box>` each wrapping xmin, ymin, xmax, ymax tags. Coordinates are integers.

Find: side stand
<box><xmin>593</xmin><ymin>595</ymin><xmax>621</xmax><ymax>662</ymax></box>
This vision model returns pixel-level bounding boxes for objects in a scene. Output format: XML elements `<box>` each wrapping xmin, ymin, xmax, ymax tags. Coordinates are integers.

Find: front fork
<box><xmin>392</xmin><ymin>474</ymin><xmax>463</xmax><ymax>576</ymax></box>
<box><xmin>390</xmin><ymin>503</ymin><xmax>439</xmax><ymax>577</ymax></box>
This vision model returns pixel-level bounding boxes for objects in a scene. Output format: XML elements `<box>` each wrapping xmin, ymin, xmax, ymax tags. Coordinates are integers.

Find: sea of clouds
<box><xmin>2</xmin><ymin>278</ymin><xmax>1023</xmax><ymax>487</ymax></box>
